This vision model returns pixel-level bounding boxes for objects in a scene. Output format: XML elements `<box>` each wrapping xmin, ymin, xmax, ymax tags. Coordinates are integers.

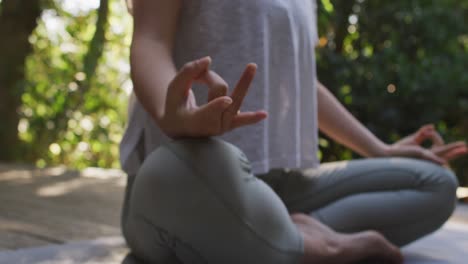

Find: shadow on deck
<box><xmin>0</xmin><ymin>163</ymin><xmax>126</xmax><ymax>250</ymax></box>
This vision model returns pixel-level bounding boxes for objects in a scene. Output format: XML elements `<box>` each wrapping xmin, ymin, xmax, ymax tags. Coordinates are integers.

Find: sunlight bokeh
<box><xmin>61</xmin><ymin>0</ymin><xmax>100</xmax><ymax>15</ymax></box>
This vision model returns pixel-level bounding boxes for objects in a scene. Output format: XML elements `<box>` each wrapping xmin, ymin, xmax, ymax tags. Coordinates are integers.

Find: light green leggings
<box><xmin>121</xmin><ymin>138</ymin><xmax>458</xmax><ymax>264</ymax></box>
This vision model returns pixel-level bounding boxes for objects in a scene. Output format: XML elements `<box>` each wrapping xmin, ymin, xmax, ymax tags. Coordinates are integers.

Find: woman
<box><xmin>120</xmin><ymin>0</ymin><xmax>467</xmax><ymax>263</ymax></box>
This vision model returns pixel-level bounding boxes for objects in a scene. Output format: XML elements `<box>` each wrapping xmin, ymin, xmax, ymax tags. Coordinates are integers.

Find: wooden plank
<box><xmin>0</xmin><ymin>237</ymin><xmax>129</xmax><ymax>264</ymax></box>
<box><xmin>0</xmin><ymin>189</ymin><xmax>123</xmax><ymax>227</ymax></box>
<box><xmin>0</xmin><ymin>230</ymin><xmax>59</xmax><ymax>250</ymax></box>
<box><xmin>0</xmin><ymin>206</ymin><xmax>120</xmax><ymax>242</ymax></box>
<box><xmin>0</xmin><ymin>164</ymin><xmax>126</xmax><ymax>250</ymax></box>
<box><xmin>3</xmin><ymin>163</ymin><xmax>466</xmax><ymax>254</ymax></box>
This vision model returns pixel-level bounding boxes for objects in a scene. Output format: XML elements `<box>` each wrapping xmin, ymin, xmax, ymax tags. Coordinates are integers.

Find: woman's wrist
<box><xmin>367</xmin><ymin>142</ymin><xmax>391</xmax><ymax>158</ymax></box>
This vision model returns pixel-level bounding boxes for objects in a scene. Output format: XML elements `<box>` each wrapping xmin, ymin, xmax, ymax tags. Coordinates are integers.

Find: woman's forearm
<box><xmin>317</xmin><ymin>81</ymin><xmax>388</xmax><ymax>157</ymax></box>
<box><xmin>129</xmin><ymin>0</ymin><xmax>182</xmax><ymax>124</ymax></box>
<box><xmin>130</xmin><ymin>38</ymin><xmax>177</xmax><ymax>123</ymax></box>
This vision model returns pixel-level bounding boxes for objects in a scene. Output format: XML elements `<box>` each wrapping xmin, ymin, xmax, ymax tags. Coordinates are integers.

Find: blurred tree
<box><xmin>34</xmin><ymin>0</ymin><xmax>110</xmax><ymax>159</ymax></box>
<box><xmin>0</xmin><ymin>0</ymin><xmax>466</xmax><ymax>184</ymax></box>
<box><xmin>316</xmin><ymin>0</ymin><xmax>468</xmax><ymax>184</ymax></box>
<box><xmin>0</xmin><ymin>0</ymin><xmax>130</xmax><ymax>169</ymax></box>
<box><xmin>0</xmin><ymin>0</ymin><xmax>42</xmax><ymax>160</ymax></box>
<box><xmin>20</xmin><ymin>0</ymin><xmax>130</xmax><ymax>169</ymax></box>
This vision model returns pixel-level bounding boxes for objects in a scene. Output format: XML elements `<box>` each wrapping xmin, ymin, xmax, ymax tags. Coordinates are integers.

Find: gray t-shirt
<box><xmin>120</xmin><ymin>0</ymin><xmax>319</xmax><ymax>175</ymax></box>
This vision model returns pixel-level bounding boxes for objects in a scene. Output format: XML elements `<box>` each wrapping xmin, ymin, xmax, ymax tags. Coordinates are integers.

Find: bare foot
<box><xmin>290</xmin><ymin>213</ymin><xmax>403</xmax><ymax>264</ymax></box>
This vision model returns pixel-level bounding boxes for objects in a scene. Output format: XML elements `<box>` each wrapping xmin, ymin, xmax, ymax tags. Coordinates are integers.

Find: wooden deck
<box><xmin>0</xmin><ymin>163</ymin><xmax>126</xmax><ymax>251</ymax></box>
<box><xmin>0</xmin><ymin>163</ymin><xmax>467</xmax><ymax>263</ymax></box>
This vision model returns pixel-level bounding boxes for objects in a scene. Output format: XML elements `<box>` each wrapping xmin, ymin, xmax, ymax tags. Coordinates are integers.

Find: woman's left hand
<box><xmin>383</xmin><ymin>124</ymin><xmax>467</xmax><ymax>165</ymax></box>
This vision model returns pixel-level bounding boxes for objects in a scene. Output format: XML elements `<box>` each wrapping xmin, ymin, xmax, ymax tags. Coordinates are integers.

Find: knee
<box><xmin>435</xmin><ymin>166</ymin><xmax>458</xmax><ymax>200</ymax></box>
<box><xmin>430</xmin><ymin>166</ymin><xmax>459</xmax><ymax>220</ymax></box>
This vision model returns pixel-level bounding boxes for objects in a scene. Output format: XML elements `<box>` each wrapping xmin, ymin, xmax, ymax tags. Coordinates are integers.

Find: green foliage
<box><xmin>316</xmin><ymin>0</ymin><xmax>468</xmax><ymax>184</ymax></box>
<box><xmin>10</xmin><ymin>0</ymin><xmax>468</xmax><ymax>186</ymax></box>
<box><xmin>19</xmin><ymin>0</ymin><xmax>132</xmax><ymax>169</ymax></box>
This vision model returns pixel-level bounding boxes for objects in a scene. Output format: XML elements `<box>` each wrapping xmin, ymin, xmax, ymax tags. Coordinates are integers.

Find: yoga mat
<box><xmin>1</xmin><ymin>222</ymin><xmax>467</xmax><ymax>264</ymax></box>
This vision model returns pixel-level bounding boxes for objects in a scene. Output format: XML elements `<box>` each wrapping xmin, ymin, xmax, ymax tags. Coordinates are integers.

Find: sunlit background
<box><xmin>0</xmin><ymin>0</ymin><xmax>467</xmax><ymax>184</ymax></box>
<box><xmin>1</xmin><ymin>0</ymin><xmax>132</xmax><ymax>169</ymax></box>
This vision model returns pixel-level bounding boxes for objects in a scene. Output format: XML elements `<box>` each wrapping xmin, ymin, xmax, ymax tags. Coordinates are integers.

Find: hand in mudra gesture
<box><xmin>386</xmin><ymin>124</ymin><xmax>467</xmax><ymax>165</ymax></box>
<box><xmin>159</xmin><ymin>57</ymin><xmax>268</xmax><ymax>138</ymax></box>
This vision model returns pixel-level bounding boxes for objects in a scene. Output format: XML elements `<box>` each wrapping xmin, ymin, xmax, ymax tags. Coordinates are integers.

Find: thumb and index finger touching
<box><xmin>413</xmin><ymin>124</ymin><xmax>444</xmax><ymax>146</ymax></box>
<box><xmin>171</xmin><ymin>56</ymin><xmax>242</xmax><ymax>104</ymax></box>
<box><xmin>197</xmin><ymin>62</ymin><xmax>267</xmax><ymax>129</ymax></box>
<box><xmin>170</xmin><ymin>56</ymin><xmax>214</xmax><ymax>100</ymax></box>
<box><xmin>414</xmin><ymin>124</ymin><xmax>467</xmax><ymax>162</ymax></box>
<box><xmin>170</xmin><ymin>56</ymin><xmax>266</xmax><ymax>132</ymax></box>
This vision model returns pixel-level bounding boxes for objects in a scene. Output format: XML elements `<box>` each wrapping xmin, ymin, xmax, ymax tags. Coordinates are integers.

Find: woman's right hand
<box><xmin>158</xmin><ymin>57</ymin><xmax>268</xmax><ymax>138</ymax></box>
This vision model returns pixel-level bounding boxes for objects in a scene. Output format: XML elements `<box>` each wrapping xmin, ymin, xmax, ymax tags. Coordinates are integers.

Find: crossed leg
<box><xmin>258</xmin><ymin>157</ymin><xmax>458</xmax><ymax>263</ymax></box>
<box><xmin>122</xmin><ymin>139</ymin><xmax>457</xmax><ymax>264</ymax></box>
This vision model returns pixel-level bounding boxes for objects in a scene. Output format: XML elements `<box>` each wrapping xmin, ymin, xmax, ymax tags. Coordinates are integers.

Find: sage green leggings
<box><xmin>121</xmin><ymin>138</ymin><xmax>458</xmax><ymax>264</ymax></box>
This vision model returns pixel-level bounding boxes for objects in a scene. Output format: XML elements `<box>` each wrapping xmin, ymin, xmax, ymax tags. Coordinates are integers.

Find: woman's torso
<box><xmin>121</xmin><ymin>0</ymin><xmax>320</xmax><ymax>175</ymax></box>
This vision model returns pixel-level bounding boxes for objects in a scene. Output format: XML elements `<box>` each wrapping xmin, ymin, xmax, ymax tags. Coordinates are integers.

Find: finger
<box><xmin>395</xmin><ymin>145</ymin><xmax>445</xmax><ymax>165</ymax></box>
<box><xmin>229</xmin><ymin>63</ymin><xmax>257</xmax><ymax>113</ymax></box>
<box><xmin>417</xmin><ymin>123</ymin><xmax>436</xmax><ymax>134</ymax></box>
<box><xmin>228</xmin><ymin>111</ymin><xmax>268</xmax><ymax>130</ymax></box>
<box><xmin>171</xmin><ymin>56</ymin><xmax>212</xmax><ymax>99</ymax></box>
<box><xmin>222</xmin><ymin>63</ymin><xmax>257</xmax><ymax>130</ymax></box>
<box><xmin>421</xmin><ymin>150</ymin><xmax>446</xmax><ymax>165</ymax></box>
<box><xmin>424</xmin><ymin>129</ymin><xmax>445</xmax><ymax>146</ymax></box>
<box><xmin>196</xmin><ymin>70</ymin><xmax>229</xmax><ymax>102</ymax></box>
<box><xmin>414</xmin><ymin>128</ymin><xmax>445</xmax><ymax>146</ymax></box>
<box><xmin>413</xmin><ymin>124</ymin><xmax>433</xmax><ymax>144</ymax></box>
<box><xmin>195</xmin><ymin>96</ymin><xmax>233</xmax><ymax>117</ymax></box>
<box><xmin>421</xmin><ymin>123</ymin><xmax>435</xmax><ymax>130</ymax></box>
<box><xmin>413</xmin><ymin>129</ymin><xmax>428</xmax><ymax>145</ymax></box>
<box><xmin>432</xmin><ymin>141</ymin><xmax>466</xmax><ymax>156</ymax></box>
<box><xmin>440</xmin><ymin>145</ymin><xmax>468</xmax><ymax>161</ymax></box>
<box><xmin>192</xmin><ymin>96</ymin><xmax>233</xmax><ymax>134</ymax></box>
